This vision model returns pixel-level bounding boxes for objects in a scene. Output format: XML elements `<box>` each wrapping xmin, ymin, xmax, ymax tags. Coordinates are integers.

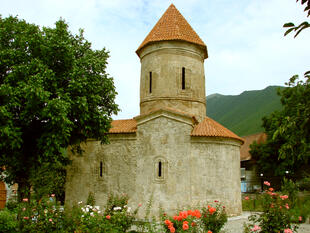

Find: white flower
<box><xmin>113</xmin><ymin>207</ymin><xmax>122</xmax><ymax>211</ymax></box>
<box><xmin>95</xmin><ymin>206</ymin><xmax>100</xmax><ymax>210</ymax></box>
<box><xmin>127</xmin><ymin>207</ymin><xmax>131</xmax><ymax>213</ymax></box>
<box><xmin>78</xmin><ymin>201</ymin><xmax>83</xmax><ymax>205</ymax></box>
<box><xmin>81</xmin><ymin>207</ymin><xmax>85</xmax><ymax>212</ymax></box>
<box><xmin>85</xmin><ymin>207</ymin><xmax>89</xmax><ymax>212</ymax></box>
<box><xmin>98</xmin><ymin>211</ymin><xmax>101</xmax><ymax>214</ymax></box>
<box><xmin>90</xmin><ymin>212</ymin><xmax>94</xmax><ymax>217</ymax></box>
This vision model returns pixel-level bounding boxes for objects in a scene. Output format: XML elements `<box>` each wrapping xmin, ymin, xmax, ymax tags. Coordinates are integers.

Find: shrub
<box><xmin>104</xmin><ymin>194</ymin><xmax>139</xmax><ymax>232</ymax></box>
<box><xmin>200</xmin><ymin>201</ymin><xmax>227</xmax><ymax>233</ymax></box>
<box><xmin>162</xmin><ymin>209</ymin><xmax>202</xmax><ymax>233</ymax></box>
<box><xmin>244</xmin><ymin>181</ymin><xmax>300</xmax><ymax>233</ymax></box>
<box><xmin>18</xmin><ymin>194</ymin><xmax>65</xmax><ymax>232</ymax></box>
<box><xmin>0</xmin><ymin>209</ymin><xmax>18</xmax><ymax>233</ymax></box>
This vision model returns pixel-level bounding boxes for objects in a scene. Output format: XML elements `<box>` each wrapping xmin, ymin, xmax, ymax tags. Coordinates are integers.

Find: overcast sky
<box><xmin>1</xmin><ymin>0</ymin><xmax>309</xmax><ymax>119</ymax></box>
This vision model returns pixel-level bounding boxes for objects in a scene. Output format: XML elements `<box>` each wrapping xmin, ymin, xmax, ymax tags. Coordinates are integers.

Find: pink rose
<box><xmin>263</xmin><ymin>181</ymin><xmax>270</xmax><ymax>186</ymax></box>
<box><xmin>251</xmin><ymin>225</ymin><xmax>261</xmax><ymax>232</ymax></box>
<box><xmin>284</xmin><ymin>229</ymin><xmax>293</xmax><ymax>233</ymax></box>
<box><xmin>280</xmin><ymin>195</ymin><xmax>288</xmax><ymax>200</ymax></box>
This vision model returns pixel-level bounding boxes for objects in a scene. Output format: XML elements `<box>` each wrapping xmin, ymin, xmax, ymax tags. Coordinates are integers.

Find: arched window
<box><xmin>154</xmin><ymin>157</ymin><xmax>167</xmax><ymax>183</ymax></box>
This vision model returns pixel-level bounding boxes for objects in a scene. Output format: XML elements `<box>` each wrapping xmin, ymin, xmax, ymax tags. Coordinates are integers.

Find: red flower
<box><xmin>173</xmin><ymin>215</ymin><xmax>178</xmax><ymax>221</ymax></box>
<box><xmin>207</xmin><ymin>231</ymin><xmax>213</xmax><ymax>233</ymax></box>
<box><xmin>245</xmin><ymin>196</ymin><xmax>249</xmax><ymax>200</ymax></box>
<box><xmin>208</xmin><ymin>207</ymin><xmax>216</xmax><ymax>214</ymax></box>
<box><xmin>23</xmin><ymin>216</ymin><xmax>29</xmax><ymax>220</ymax></box>
<box><xmin>165</xmin><ymin>219</ymin><xmax>172</xmax><ymax>226</ymax></box>
<box><xmin>106</xmin><ymin>215</ymin><xmax>111</xmax><ymax>220</ymax></box>
<box><xmin>169</xmin><ymin>226</ymin><xmax>175</xmax><ymax>233</ymax></box>
<box><xmin>22</xmin><ymin>198</ymin><xmax>28</xmax><ymax>202</ymax></box>
<box><xmin>182</xmin><ymin>223</ymin><xmax>189</xmax><ymax>230</ymax></box>
<box><xmin>299</xmin><ymin>216</ymin><xmax>302</xmax><ymax>222</ymax></box>
<box><xmin>214</xmin><ymin>200</ymin><xmax>219</xmax><ymax>203</ymax></box>
<box><xmin>180</xmin><ymin>211</ymin><xmax>188</xmax><ymax>219</ymax></box>
<box><xmin>191</xmin><ymin>222</ymin><xmax>196</xmax><ymax>227</ymax></box>
<box><xmin>194</xmin><ymin>209</ymin><xmax>201</xmax><ymax>218</ymax></box>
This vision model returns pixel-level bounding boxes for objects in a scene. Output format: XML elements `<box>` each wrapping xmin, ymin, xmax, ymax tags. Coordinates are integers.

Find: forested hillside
<box><xmin>206</xmin><ymin>86</ymin><xmax>284</xmax><ymax>136</ymax></box>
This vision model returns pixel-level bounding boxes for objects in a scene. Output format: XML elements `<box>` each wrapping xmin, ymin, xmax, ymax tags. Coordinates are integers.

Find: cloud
<box><xmin>1</xmin><ymin>0</ymin><xmax>309</xmax><ymax>119</ymax></box>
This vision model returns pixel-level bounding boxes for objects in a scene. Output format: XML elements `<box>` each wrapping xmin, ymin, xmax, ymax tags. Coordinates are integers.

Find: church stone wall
<box><xmin>139</xmin><ymin>41</ymin><xmax>206</xmax><ymax>122</ymax></box>
<box><xmin>65</xmin><ymin>134</ymin><xmax>138</xmax><ymax>208</ymax></box>
<box><xmin>190</xmin><ymin>137</ymin><xmax>242</xmax><ymax>216</ymax></box>
<box><xmin>66</xmin><ymin>113</ymin><xmax>242</xmax><ymax>217</ymax></box>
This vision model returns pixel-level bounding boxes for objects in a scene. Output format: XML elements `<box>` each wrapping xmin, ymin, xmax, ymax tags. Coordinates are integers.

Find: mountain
<box><xmin>206</xmin><ymin>86</ymin><xmax>284</xmax><ymax>136</ymax></box>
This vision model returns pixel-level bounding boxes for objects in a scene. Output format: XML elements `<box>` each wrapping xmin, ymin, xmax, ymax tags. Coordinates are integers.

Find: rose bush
<box><xmin>244</xmin><ymin>181</ymin><xmax>300</xmax><ymax>233</ymax></box>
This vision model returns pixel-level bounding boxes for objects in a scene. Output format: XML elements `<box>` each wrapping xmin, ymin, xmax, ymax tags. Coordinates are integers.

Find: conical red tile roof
<box><xmin>136</xmin><ymin>4</ymin><xmax>207</xmax><ymax>57</ymax></box>
<box><xmin>191</xmin><ymin>117</ymin><xmax>244</xmax><ymax>143</ymax></box>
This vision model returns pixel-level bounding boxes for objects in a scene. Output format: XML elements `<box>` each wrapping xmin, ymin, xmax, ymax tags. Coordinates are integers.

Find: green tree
<box><xmin>0</xmin><ymin>16</ymin><xmax>119</xmax><ymax>201</ymax></box>
<box><xmin>284</xmin><ymin>0</ymin><xmax>310</xmax><ymax>38</ymax></box>
<box><xmin>250</xmin><ymin>77</ymin><xmax>310</xmax><ymax>177</ymax></box>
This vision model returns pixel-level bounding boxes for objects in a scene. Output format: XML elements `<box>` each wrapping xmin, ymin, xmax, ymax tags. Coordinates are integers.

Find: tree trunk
<box><xmin>17</xmin><ymin>180</ymin><xmax>31</xmax><ymax>202</ymax></box>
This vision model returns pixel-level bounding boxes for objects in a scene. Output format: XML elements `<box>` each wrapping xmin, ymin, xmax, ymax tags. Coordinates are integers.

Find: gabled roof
<box><xmin>191</xmin><ymin>117</ymin><xmax>244</xmax><ymax>143</ymax></box>
<box><xmin>136</xmin><ymin>4</ymin><xmax>207</xmax><ymax>57</ymax></box>
<box><xmin>240</xmin><ymin>132</ymin><xmax>267</xmax><ymax>161</ymax></box>
<box><xmin>109</xmin><ymin>119</ymin><xmax>137</xmax><ymax>134</ymax></box>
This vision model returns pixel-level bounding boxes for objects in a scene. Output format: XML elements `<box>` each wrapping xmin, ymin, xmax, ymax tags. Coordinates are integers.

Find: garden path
<box><xmin>222</xmin><ymin>212</ymin><xmax>310</xmax><ymax>233</ymax></box>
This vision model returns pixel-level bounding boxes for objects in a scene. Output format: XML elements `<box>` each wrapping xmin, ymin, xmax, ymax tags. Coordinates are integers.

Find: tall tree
<box><xmin>250</xmin><ymin>77</ymin><xmax>310</xmax><ymax>177</ymax></box>
<box><xmin>0</xmin><ymin>16</ymin><xmax>119</xmax><ymax>201</ymax></box>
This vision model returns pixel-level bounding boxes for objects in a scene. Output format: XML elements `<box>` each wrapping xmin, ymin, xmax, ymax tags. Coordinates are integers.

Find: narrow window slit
<box><xmin>182</xmin><ymin>67</ymin><xmax>185</xmax><ymax>90</ymax></box>
<box><xmin>158</xmin><ymin>161</ymin><xmax>162</xmax><ymax>177</ymax></box>
<box><xmin>149</xmin><ymin>72</ymin><xmax>152</xmax><ymax>93</ymax></box>
<box><xmin>100</xmin><ymin>162</ymin><xmax>103</xmax><ymax>177</ymax></box>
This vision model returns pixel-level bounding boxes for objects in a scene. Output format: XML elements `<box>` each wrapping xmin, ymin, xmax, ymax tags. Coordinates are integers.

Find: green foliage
<box><xmin>206</xmin><ymin>86</ymin><xmax>283</xmax><ymax>136</ymax></box>
<box><xmin>103</xmin><ymin>194</ymin><xmax>140</xmax><ymax>232</ymax></box>
<box><xmin>17</xmin><ymin>195</ymin><xmax>66</xmax><ymax>232</ymax></box>
<box><xmin>250</xmin><ymin>76</ymin><xmax>310</xmax><ymax>177</ymax></box>
<box><xmin>200</xmin><ymin>202</ymin><xmax>227</xmax><ymax>233</ymax></box>
<box><xmin>283</xmin><ymin>0</ymin><xmax>310</xmax><ymax>37</ymax></box>
<box><xmin>0</xmin><ymin>15</ymin><xmax>118</xmax><ymax>199</ymax></box>
<box><xmin>0</xmin><ymin>209</ymin><xmax>18</xmax><ymax>233</ymax></box>
<box><xmin>242</xmin><ymin>195</ymin><xmax>264</xmax><ymax>212</ymax></box>
<box><xmin>244</xmin><ymin>182</ymin><xmax>300</xmax><ymax>233</ymax></box>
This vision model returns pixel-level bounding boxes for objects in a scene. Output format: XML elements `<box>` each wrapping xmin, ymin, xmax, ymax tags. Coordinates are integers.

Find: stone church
<box><xmin>65</xmin><ymin>4</ymin><xmax>244</xmax><ymax>217</ymax></box>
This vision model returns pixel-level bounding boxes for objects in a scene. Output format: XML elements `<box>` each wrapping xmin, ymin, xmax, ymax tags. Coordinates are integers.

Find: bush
<box><xmin>18</xmin><ymin>194</ymin><xmax>66</xmax><ymax>232</ymax></box>
<box><xmin>244</xmin><ymin>181</ymin><xmax>300</xmax><ymax>233</ymax></box>
<box><xmin>200</xmin><ymin>202</ymin><xmax>227</xmax><ymax>233</ymax></box>
<box><xmin>0</xmin><ymin>209</ymin><xmax>18</xmax><ymax>233</ymax></box>
<box><xmin>162</xmin><ymin>209</ymin><xmax>202</xmax><ymax>233</ymax></box>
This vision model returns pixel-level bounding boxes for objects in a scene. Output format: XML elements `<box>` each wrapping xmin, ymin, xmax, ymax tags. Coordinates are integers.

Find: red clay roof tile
<box><xmin>136</xmin><ymin>4</ymin><xmax>207</xmax><ymax>57</ymax></box>
<box><xmin>109</xmin><ymin>119</ymin><xmax>137</xmax><ymax>134</ymax></box>
<box><xmin>191</xmin><ymin>117</ymin><xmax>244</xmax><ymax>143</ymax></box>
<box><xmin>240</xmin><ymin>132</ymin><xmax>267</xmax><ymax>161</ymax></box>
